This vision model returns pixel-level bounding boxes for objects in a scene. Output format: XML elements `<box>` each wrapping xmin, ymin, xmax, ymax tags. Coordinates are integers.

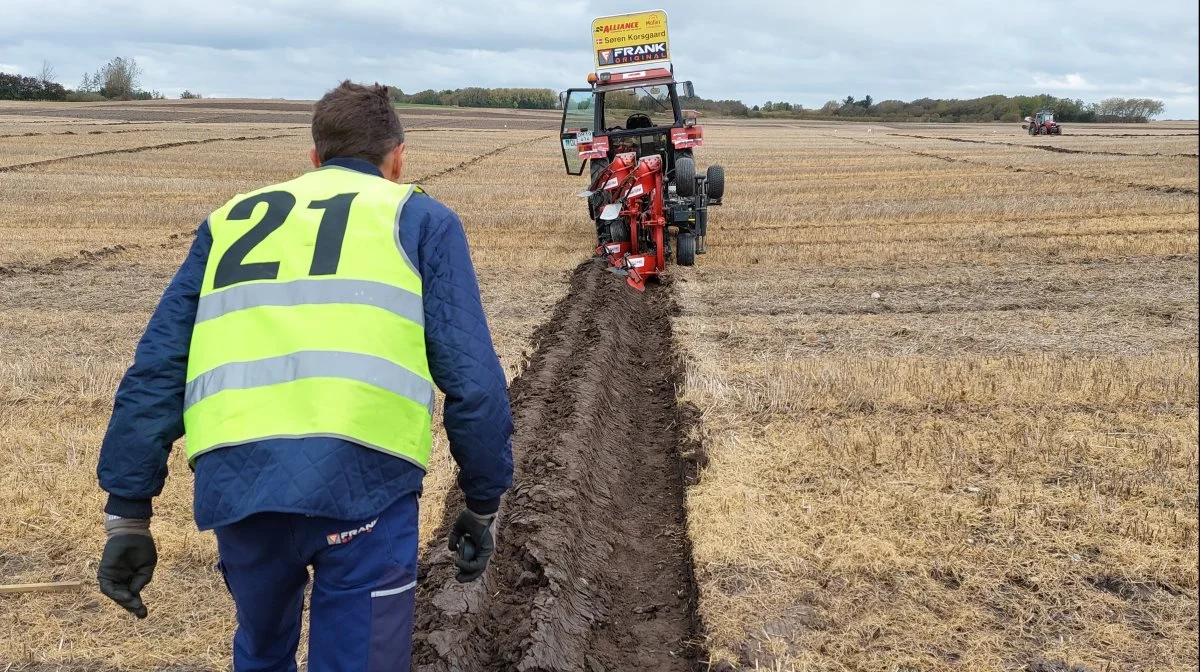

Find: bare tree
<box><xmin>1144</xmin><ymin>99</ymin><xmax>1166</xmax><ymax>120</ymax></box>
<box><xmin>37</xmin><ymin>59</ymin><xmax>56</xmax><ymax>85</ymax></box>
<box><xmin>1096</xmin><ymin>96</ymin><xmax>1167</xmax><ymax>123</ymax></box>
<box><xmin>82</xmin><ymin>57</ymin><xmax>142</xmax><ymax>99</ymax></box>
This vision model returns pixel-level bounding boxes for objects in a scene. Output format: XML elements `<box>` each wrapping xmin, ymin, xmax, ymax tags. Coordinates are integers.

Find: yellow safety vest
<box><xmin>182</xmin><ymin>166</ymin><xmax>434</xmax><ymax>469</ymax></box>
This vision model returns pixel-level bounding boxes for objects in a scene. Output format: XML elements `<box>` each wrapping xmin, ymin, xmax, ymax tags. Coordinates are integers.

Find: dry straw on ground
<box><xmin>0</xmin><ymin>102</ymin><xmax>586</xmax><ymax>669</ymax></box>
<box><xmin>674</xmin><ymin>123</ymin><xmax>1198</xmax><ymax>671</ymax></box>
<box><xmin>0</xmin><ymin>102</ymin><xmax>1196</xmax><ymax>671</ymax></box>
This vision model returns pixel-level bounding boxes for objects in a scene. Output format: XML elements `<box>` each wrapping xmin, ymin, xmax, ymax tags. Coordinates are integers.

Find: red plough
<box><xmin>587</xmin><ymin>152</ymin><xmax>667</xmax><ymax>291</ymax></box>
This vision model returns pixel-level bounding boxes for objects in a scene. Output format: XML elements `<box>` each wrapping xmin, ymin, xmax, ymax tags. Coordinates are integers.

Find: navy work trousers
<box><xmin>213</xmin><ymin>494</ymin><xmax>418</xmax><ymax>672</ymax></box>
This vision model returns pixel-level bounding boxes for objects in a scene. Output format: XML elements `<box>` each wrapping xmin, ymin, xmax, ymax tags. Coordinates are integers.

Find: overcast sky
<box><xmin>2</xmin><ymin>0</ymin><xmax>1197</xmax><ymax>118</ymax></box>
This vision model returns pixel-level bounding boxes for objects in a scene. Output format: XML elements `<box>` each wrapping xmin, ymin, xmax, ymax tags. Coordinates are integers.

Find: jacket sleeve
<box><xmin>418</xmin><ymin>204</ymin><xmax>514</xmax><ymax>515</ymax></box>
<box><xmin>96</xmin><ymin>222</ymin><xmax>211</xmax><ymax>519</ymax></box>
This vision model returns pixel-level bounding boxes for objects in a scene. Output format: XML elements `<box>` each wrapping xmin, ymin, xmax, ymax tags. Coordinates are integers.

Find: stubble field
<box><xmin>0</xmin><ymin>99</ymin><xmax>1196</xmax><ymax>672</ymax></box>
<box><xmin>675</xmin><ymin>121</ymin><xmax>1198</xmax><ymax>671</ymax></box>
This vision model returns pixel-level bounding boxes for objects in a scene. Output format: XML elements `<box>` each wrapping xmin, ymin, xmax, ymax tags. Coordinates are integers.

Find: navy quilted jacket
<box><xmin>96</xmin><ymin>158</ymin><xmax>514</xmax><ymax>530</ymax></box>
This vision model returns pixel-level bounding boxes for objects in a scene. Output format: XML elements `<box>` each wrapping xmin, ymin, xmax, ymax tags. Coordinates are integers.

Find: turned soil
<box><xmin>411</xmin><ymin>260</ymin><xmax>702</xmax><ymax>672</ymax></box>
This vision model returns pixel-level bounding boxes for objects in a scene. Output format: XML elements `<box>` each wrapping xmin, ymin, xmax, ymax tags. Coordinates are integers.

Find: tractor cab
<box><xmin>559</xmin><ymin>67</ymin><xmax>702</xmax><ymax>180</ymax></box>
<box><xmin>1025</xmin><ymin>107</ymin><xmax>1063</xmax><ymax>135</ymax></box>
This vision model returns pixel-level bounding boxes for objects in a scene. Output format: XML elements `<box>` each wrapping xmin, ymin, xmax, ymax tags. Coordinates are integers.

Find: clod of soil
<box><xmin>412</xmin><ymin>260</ymin><xmax>702</xmax><ymax>671</ymax></box>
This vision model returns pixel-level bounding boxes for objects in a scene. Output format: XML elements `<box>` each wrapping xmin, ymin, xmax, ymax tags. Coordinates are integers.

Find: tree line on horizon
<box><xmin>385</xmin><ymin>86</ymin><xmax>1166</xmax><ymax>123</ymax></box>
<box><xmin>1</xmin><ymin>61</ymin><xmax>1169</xmax><ymax>123</ymax></box>
<box><xmin>0</xmin><ymin>57</ymin><xmax>165</xmax><ymax>102</ymax></box>
<box><xmin>712</xmin><ymin>93</ymin><xmax>1168</xmax><ymax>123</ymax></box>
<box><xmin>385</xmin><ymin>85</ymin><xmax>559</xmax><ymax>110</ymax></box>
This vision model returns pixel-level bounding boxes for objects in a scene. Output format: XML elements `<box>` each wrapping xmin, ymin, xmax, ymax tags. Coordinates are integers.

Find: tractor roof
<box><xmin>592</xmin><ymin>67</ymin><xmax>675</xmax><ymax>92</ymax></box>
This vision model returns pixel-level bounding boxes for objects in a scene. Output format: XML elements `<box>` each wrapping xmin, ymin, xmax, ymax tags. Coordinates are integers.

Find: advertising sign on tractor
<box><xmin>592</xmin><ymin>9</ymin><xmax>670</xmax><ymax>71</ymax></box>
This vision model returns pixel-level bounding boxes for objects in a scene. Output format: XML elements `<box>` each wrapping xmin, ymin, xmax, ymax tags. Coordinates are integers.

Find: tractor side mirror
<box><xmin>682</xmin><ymin>81</ymin><xmax>695</xmax><ymax>98</ymax></box>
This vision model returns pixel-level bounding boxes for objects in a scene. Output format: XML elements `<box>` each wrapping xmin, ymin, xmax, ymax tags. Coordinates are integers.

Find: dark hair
<box><xmin>311</xmin><ymin>80</ymin><xmax>405</xmax><ymax>165</ymax></box>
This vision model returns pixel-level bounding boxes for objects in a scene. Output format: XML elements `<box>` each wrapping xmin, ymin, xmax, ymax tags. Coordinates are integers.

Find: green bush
<box><xmin>0</xmin><ymin>72</ymin><xmax>67</xmax><ymax>100</ymax></box>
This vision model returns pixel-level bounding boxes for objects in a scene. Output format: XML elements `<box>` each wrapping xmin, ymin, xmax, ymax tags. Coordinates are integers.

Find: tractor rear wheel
<box><xmin>590</xmin><ymin>157</ymin><xmax>610</xmax><ymax>183</ymax></box>
<box><xmin>587</xmin><ymin>158</ymin><xmax>610</xmax><ymax>219</ymax></box>
<box><xmin>706</xmin><ymin>164</ymin><xmax>725</xmax><ymax>199</ymax></box>
<box><xmin>608</xmin><ymin>218</ymin><xmax>630</xmax><ymax>243</ymax></box>
<box><xmin>675</xmin><ymin>156</ymin><xmax>696</xmax><ymax>197</ymax></box>
<box><xmin>676</xmin><ymin>232</ymin><xmax>696</xmax><ymax>266</ymax></box>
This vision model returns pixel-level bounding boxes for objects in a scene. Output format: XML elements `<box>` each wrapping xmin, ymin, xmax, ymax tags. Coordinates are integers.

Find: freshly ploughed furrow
<box><xmin>0</xmin><ymin>133</ymin><xmax>303</xmax><ymax>173</ymax></box>
<box><xmin>887</xmin><ymin>133</ymin><xmax>1200</xmax><ymax>159</ymax></box>
<box><xmin>414</xmin><ymin>135</ymin><xmax>553</xmax><ymax>185</ymax></box>
<box><xmin>848</xmin><ymin>137</ymin><xmax>1200</xmax><ymax>196</ymax></box>
<box><xmin>412</xmin><ymin>260</ymin><xmax>701</xmax><ymax>672</ymax></box>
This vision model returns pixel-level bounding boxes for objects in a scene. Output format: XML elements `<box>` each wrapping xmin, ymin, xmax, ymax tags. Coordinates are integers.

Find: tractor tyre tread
<box><xmin>677</xmin><ymin>232</ymin><xmax>696</xmax><ymax>266</ymax></box>
<box><xmin>609</xmin><ymin>218</ymin><xmax>630</xmax><ymax>243</ymax></box>
<box><xmin>706</xmin><ymin>164</ymin><xmax>725</xmax><ymax>200</ymax></box>
<box><xmin>675</xmin><ymin>157</ymin><xmax>696</xmax><ymax>197</ymax></box>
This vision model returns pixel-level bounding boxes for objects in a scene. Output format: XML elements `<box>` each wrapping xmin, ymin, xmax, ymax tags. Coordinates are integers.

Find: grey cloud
<box><xmin>1</xmin><ymin>0</ymin><xmax>1195</xmax><ymax>117</ymax></box>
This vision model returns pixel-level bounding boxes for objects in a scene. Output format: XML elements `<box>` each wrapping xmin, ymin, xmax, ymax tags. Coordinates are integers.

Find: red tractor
<box><xmin>559</xmin><ymin>66</ymin><xmax>725</xmax><ymax>291</ymax></box>
<box><xmin>1023</xmin><ymin>108</ymin><xmax>1062</xmax><ymax>135</ymax></box>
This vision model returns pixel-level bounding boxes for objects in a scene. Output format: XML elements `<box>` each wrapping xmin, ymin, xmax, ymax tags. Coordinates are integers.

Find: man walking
<box><xmin>95</xmin><ymin>81</ymin><xmax>514</xmax><ymax>672</ymax></box>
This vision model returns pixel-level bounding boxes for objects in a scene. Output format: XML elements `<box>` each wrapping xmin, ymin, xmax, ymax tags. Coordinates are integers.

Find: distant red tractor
<box><xmin>1023</xmin><ymin>108</ymin><xmax>1062</xmax><ymax>135</ymax></box>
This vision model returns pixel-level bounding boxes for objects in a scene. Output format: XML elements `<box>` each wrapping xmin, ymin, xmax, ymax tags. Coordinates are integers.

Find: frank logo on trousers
<box><xmin>326</xmin><ymin>518</ymin><xmax>378</xmax><ymax>545</ymax></box>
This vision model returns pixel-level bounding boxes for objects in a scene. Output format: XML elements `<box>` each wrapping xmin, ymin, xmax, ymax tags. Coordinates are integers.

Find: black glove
<box><xmin>98</xmin><ymin>515</ymin><xmax>157</xmax><ymax>619</ymax></box>
<box><xmin>447</xmin><ymin>508</ymin><xmax>497</xmax><ymax>583</ymax></box>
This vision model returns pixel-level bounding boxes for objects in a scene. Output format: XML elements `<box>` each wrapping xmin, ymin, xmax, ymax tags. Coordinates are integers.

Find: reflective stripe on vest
<box><xmin>182</xmin><ymin>167</ymin><xmax>434</xmax><ymax>468</ymax></box>
<box><xmin>195</xmin><ymin>278</ymin><xmax>424</xmax><ymax>327</ymax></box>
